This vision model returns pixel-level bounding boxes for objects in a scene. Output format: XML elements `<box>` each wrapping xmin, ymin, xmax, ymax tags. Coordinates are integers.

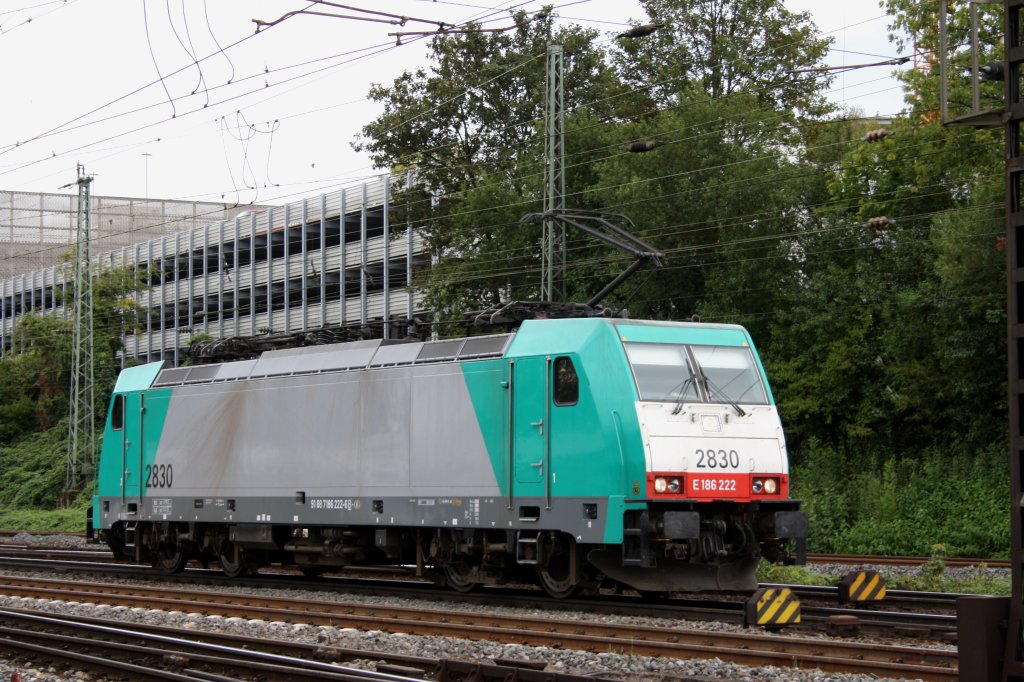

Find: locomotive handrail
<box><xmin>506</xmin><ymin>359</ymin><xmax>515</xmax><ymax>511</ymax></box>
<box><xmin>545</xmin><ymin>355</ymin><xmax>552</xmax><ymax>510</ymax></box>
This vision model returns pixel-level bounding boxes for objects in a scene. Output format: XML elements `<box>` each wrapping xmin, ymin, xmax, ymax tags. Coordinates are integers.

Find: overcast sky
<box><xmin>0</xmin><ymin>0</ymin><xmax>908</xmax><ymax>205</ymax></box>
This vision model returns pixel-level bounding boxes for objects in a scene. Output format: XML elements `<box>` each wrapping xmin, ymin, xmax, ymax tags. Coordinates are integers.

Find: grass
<box><xmin>758</xmin><ymin>556</ymin><xmax>1012</xmax><ymax>596</ymax></box>
<box><xmin>0</xmin><ymin>506</ymin><xmax>88</xmax><ymax>533</ymax></box>
<box><xmin>0</xmin><ymin>490</ymin><xmax>90</xmax><ymax>533</ymax></box>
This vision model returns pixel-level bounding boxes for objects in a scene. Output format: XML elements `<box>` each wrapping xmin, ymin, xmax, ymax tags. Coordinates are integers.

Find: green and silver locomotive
<box><xmin>92</xmin><ymin>317</ymin><xmax>806</xmax><ymax>596</ymax></box>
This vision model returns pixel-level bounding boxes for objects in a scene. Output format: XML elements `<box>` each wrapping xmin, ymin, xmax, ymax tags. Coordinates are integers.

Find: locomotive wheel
<box><xmin>219</xmin><ymin>541</ymin><xmax>255</xmax><ymax>578</ymax></box>
<box><xmin>444</xmin><ymin>561</ymin><xmax>478</xmax><ymax>593</ymax></box>
<box><xmin>536</xmin><ymin>566</ymin><xmax>578</xmax><ymax>599</ymax></box>
<box><xmin>536</xmin><ymin>537</ymin><xmax>579</xmax><ymax>599</ymax></box>
<box><xmin>152</xmin><ymin>543</ymin><xmax>188</xmax><ymax>575</ymax></box>
<box><xmin>103</xmin><ymin>528</ymin><xmax>130</xmax><ymax>561</ymax></box>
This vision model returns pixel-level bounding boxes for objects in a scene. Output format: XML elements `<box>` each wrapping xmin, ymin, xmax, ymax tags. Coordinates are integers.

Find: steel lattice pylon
<box><xmin>66</xmin><ymin>165</ymin><xmax>95</xmax><ymax>493</ymax></box>
<box><xmin>542</xmin><ymin>43</ymin><xmax>565</xmax><ymax>303</ymax></box>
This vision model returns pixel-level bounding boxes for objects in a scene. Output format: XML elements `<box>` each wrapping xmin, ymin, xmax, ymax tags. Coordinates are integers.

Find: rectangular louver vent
<box><xmin>458</xmin><ymin>334</ymin><xmax>512</xmax><ymax>359</ymax></box>
<box><xmin>416</xmin><ymin>339</ymin><xmax>465</xmax><ymax>363</ymax></box>
<box><xmin>153</xmin><ymin>367</ymin><xmax>190</xmax><ymax>387</ymax></box>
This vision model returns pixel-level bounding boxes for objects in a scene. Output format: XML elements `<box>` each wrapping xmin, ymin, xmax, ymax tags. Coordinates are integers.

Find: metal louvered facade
<box><xmin>0</xmin><ymin>191</ymin><xmax>256</xmax><ymax>280</ymax></box>
<box><xmin>0</xmin><ymin>172</ymin><xmax>429</xmax><ymax>365</ymax></box>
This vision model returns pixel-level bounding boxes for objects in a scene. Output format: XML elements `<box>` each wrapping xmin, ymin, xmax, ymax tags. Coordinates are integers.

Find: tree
<box><xmin>356</xmin><ymin>1</ymin><xmax>837</xmax><ymax>325</ymax></box>
<box><xmin>0</xmin><ymin>263</ymin><xmax>145</xmax><ymax>443</ymax></box>
<box><xmin>575</xmin><ymin>92</ymin><xmax>814</xmax><ymax>333</ymax></box>
<box><xmin>883</xmin><ymin>0</ymin><xmax>1003</xmax><ymax>123</ymax></box>
<box><xmin>10</xmin><ymin>314</ymin><xmax>72</xmax><ymax>434</ymax></box>
<box><xmin>355</xmin><ymin>11</ymin><xmax>618</xmax><ymax>191</ymax></box>
<box><xmin>766</xmin><ymin>90</ymin><xmax>1004</xmax><ymax>460</ymax></box>
<box><xmin>354</xmin><ymin>10</ymin><xmax>626</xmax><ymax>321</ymax></box>
<box><xmin>612</xmin><ymin>0</ymin><xmax>833</xmax><ymax>115</ymax></box>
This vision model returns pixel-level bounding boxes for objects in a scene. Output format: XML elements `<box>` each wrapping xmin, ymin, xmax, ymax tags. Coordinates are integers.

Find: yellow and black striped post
<box><xmin>744</xmin><ymin>587</ymin><xmax>801</xmax><ymax>628</ymax></box>
<box><xmin>839</xmin><ymin>570</ymin><xmax>887</xmax><ymax>604</ymax></box>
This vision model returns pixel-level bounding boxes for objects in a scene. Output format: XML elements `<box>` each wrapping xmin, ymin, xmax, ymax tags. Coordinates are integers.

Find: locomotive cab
<box><xmin>586</xmin><ymin>322</ymin><xmax>807</xmax><ymax>592</ymax></box>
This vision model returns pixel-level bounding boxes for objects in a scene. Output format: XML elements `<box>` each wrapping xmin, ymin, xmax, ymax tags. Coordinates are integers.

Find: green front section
<box><xmin>460</xmin><ymin>318</ymin><xmax>774</xmax><ymax>544</ymax></box>
<box><xmin>461</xmin><ymin>320</ymin><xmax>652</xmax><ymax>544</ymax></box>
<box><xmin>93</xmin><ymin>362</ymin><xmax>172</xmax><ymax>528</ymax></box>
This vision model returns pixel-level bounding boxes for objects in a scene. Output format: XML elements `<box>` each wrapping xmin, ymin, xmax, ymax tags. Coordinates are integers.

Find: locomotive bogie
<box><xmin>91</xmin><ymin>318</ymin><xmax>807</xmax><ymax>595</ymax></box>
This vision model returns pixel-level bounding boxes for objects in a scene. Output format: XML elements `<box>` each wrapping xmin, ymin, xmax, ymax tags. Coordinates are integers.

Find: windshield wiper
<box><xmin>670</xmin><ymin>377</ymin><xmax>697</xmax><ymax>415</ymax></box>
<box><xmin>702</xmin><ymin>376</ymin><xmax>746</xmax><ymax>417</ymax></box>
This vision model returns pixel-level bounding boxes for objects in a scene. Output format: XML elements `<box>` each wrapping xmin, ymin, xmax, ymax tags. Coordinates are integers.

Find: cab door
<box><xmin>121</xmin><ymin>392</ymin><xmax>144</xmax><ymax>503</ymax></box>
<box><xmin>513</xmin><ymin>357</ymin><xmax>549</xmax><ymax>501</ymax></box>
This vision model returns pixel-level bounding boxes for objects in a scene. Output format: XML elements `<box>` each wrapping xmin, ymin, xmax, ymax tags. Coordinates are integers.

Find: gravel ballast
<box><xmin>0</xmin><ymin>533</ymin><xmax>982</xmax><ymax>681</ymax></box>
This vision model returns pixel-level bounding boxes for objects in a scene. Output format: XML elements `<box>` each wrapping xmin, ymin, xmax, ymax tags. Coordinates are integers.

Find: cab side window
<box><xmin>111</xmin><ymin>394</ymin><xmax>125</xmax><ymax>431</ymax></box>
<box><xmin>553</xmin><ymin>356</ymin><xmax>579</xmax><ymax>406</ymax></box>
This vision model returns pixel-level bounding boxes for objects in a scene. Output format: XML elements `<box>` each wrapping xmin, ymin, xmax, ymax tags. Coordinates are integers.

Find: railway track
<box><xmin>0</xmin><ymin>547</ymin><xmax>117</xmax><ymax>562</ymax></box>
<box><xmin>781</xmin><ymin>583</ymin><xmax>960</xmax><ymax>614</ymax></box>
<box><xmin>0</xmin><ymin>548</ymin><xmax>960</xmax><ymax>638</ymax></box>
<box><xmin>4</xmin><ymin>538</ymin><xmax>1007</xmax><ymax>570</ymax></box>
<box><xmin>0</xmin><ymin>607</ymin><xmax>595</xmax><ymax>681</ymax></box>
<box><xmin>807</xmin><ymin>552</ymin><xmax>1011</xmax><ymax>569</ymax></box>
<box><xmin>0</xmin><ymin>549</ymin><xmax>959</xmax><ymax>633</ymax></box>
<box><xmin>0</xmin><ymin>573</ymin><xmax>958</xmax><ymax>680</ymax></box>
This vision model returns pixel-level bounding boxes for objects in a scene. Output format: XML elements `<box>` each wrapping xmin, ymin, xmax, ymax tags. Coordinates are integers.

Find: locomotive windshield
<box><xmin>624</xmin><ymin>342</ymin><xmax>768</xmax><ymax>405</ymax></box>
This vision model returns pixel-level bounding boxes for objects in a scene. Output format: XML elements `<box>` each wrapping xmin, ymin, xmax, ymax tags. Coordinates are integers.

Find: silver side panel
<box><xmin>155</xmin><ymin>364</ymin><xmax>499</xmax><ymax>498</ymax></box>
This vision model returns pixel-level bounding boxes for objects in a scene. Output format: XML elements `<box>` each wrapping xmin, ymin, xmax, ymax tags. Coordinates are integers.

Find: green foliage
<box><xmin>794</xmin><ymin>443</ymin><xmax>1010</xmax><ymax>558</ymax></box>
<box><xmin>0</xmin><ymin>420</ymin><xmax>70</xmax><ymax>509</ymax></box>
<box><xmin>889</xmin><ymin>570</ymin><xmax>1011</xmax><ymax>596</ymax></box>
<box><xmin>758</xmin><ymin>555</ymin><xmax>1011</xmax><ymax>595</ymax></box>
<box><xmin>613</xmin><ymin>0</ymin><xmax>833</xmax><ymax>115</ymax></box>
<box><xmin>0</xmin><ymin>263</ymin><xmax>143</xmax><ymax>441</ymax></box>
<box><xmin>355</xmin><ymin>11</ymin><xmax>616</xmax><ymax>190</ymax></box>
<box><xmin>0</xmin><ymin>262</ymin><xmax>143</xmax><ymax>528</ymax></box>
<box><xmin>582</xmin><ymin>93</ymin><xmax>815</xmax><ymax>325</ymax></box>
<box><xmin>885</xmin><ymin>546</ymin><xmax>1011</xmax><ymax>595</ymax></box>
<box><xmin>4</xmin><ymin>313</ymin><xmax>72</xmax><ymax>434</ymax></box>
<box><xmin>756</xmin><ymin>561</ymin><xmax>832</xmax><ymax>586</ymax></box>
<box><xmin>0</xmin><ymin>491</ymin><xmax>90</xmax><ymax>533</ymax></box>
<box><xmin>884</xmin><ymin>0</ymin><xmax>1002</xmax><ymax>122</ymax></box>
<box><xmin>0</xmin><ymin>355</ymin><xmax>43</xmax><ymax>443</ymax></box>
<box><xmin>355</xmin><ymin>9</ymin><xmax>619</xmax><ymax>323</ymax></box>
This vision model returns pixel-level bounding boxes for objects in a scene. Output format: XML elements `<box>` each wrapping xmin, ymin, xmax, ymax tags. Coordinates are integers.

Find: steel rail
<box><xmin>779</xmin><ymin>583</ymin><xmax>962</xmax><ymax>615</ymax></box>
<box><xmin>0</xmin><ymin>606</ymin><xmax>600</xmax><ymax>682</ymax></box>
<box><xmin>0</xmin><ymin>574</ymin><xmax>959</xmax><ymax>680</ymax></box>
<box><xmin>807</xmin><ymin>553</ymin><xmax>1011</xmax><ymax>569</ymax></box>
<box><xmin>0</xmin><ymin>609</ymin><xmax>429</xmax><ymax>681</ymax></box>
<box><xmin>0</xmin><ymin>555</ymin><xmax>959</xmax><ymax>638</ymax></box>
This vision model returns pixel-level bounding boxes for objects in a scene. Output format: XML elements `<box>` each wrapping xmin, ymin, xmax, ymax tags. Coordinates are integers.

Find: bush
<box><xmin>0</xmin><ymin>501</ymin><xmax>90</xmax><ymax>533</ymax></box>
<box><xmin>792</xmin><ymin>442</ymin><xmax>1010</xmax><ymax>558</ymax></box>
<box><xmin>0</xmin><ymin>421</ymin><xmax>70</xmax><ymax>509</ymax></box>
<box><xmin>0</xmin><ymin>419</ymin><xmax>94</xmax><ymax>532</ymax></box>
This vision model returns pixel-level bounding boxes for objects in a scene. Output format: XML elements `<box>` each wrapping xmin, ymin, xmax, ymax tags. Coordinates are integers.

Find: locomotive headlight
<box><xmin>752</xmin><ymin>479</ymin><xmax>764</xmax><ymax>494</ymax></box>
<box><xmin>763</xmin><ymin>478</ymin><xmax>778</xmax><ymax>495</ymax></box>
<box><xmin>667</xmin><ymin>478</ymin><xmax>681</xmax><ymax>493</ymax></box>
<box><xmin>654</xmin><ymin>477</ymin><xmax>668</xmax><ymax>493</ymax></box>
